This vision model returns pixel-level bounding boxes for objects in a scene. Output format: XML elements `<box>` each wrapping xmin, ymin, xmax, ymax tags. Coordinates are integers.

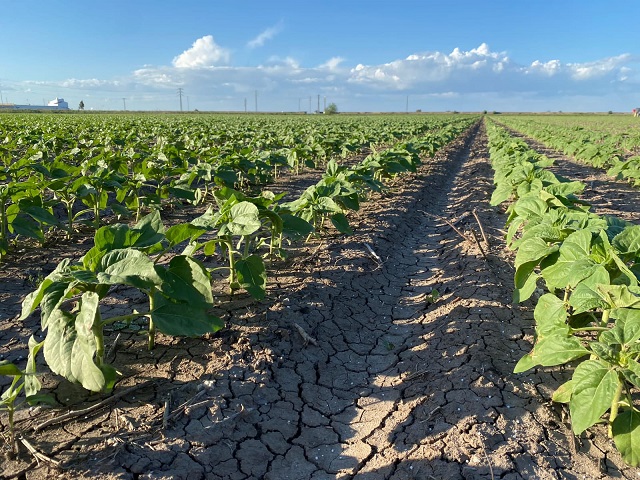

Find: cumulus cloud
<box><xmin>348</xmin><ymin>43</ymin><xmax>636</xmax><ymax>97</ymax></box>
<box><xmin>247</xmin><ymin>22</ymin><xmax>283</xmax><ymax>49</ymax></box>
<box><xmin>17</xmin><ymin>41</ymin><xmax>640</xmax><ymax>111</ymax></box>
<box><xmin>172</xmin><ymin>35</ymin><xmax>230</xmax><ymax>68</ymax></box>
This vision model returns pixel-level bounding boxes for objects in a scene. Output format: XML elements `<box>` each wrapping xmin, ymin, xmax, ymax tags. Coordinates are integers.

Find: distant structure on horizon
<box><xmin>0</xmin><ymin>97</ymin><xmax>70</xmax><ymax>110</ymax></box>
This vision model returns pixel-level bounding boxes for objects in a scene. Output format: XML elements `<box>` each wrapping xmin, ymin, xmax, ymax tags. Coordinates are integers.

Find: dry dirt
<box><xmin>2</xmin><ymin>120</ymin><xmax>640</xmax><ymax>479</ymax></box>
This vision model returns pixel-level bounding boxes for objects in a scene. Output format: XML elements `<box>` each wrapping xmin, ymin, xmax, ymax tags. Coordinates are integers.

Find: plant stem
<box><xmin>600</xmin><ymin>309</ymin><xmax>611</xmax><ymax>329</ymax></box>
<box><xmin>92</xmin><ymin>309</ymin><xmax>105</xmax><ymax>367</ymax></box>
<box><xmin>66</xmin><ymin>201</ymin><xmax>74</xmax><ymax>238</ymax></box>
<box><xmin>101</xmin><ymin>311</ymin><xmax>152</xmax><ymax>326</ymax></box>
<box><xmin>608</xmin><ymin>378</ymin><xmax>624</xmax><ymax>437</ymax></box>
<box><xmin>225</xmin><ymin>236</ymin><xmax>237</xmax><ymax>290</ymax></box>
<box><xmin>148</xmin><ymin>294</ymin><xmax>156</xmax><ymax>350</ymax></box>
<box><xmin>571</xmin><ymin>326</ymin><xmax>608</xmax><ymax>332</ymax></box>
<box><xmin>0</xmin><ymin>199</ymin><xmax>6</xmax><ymax>244</ymax></box>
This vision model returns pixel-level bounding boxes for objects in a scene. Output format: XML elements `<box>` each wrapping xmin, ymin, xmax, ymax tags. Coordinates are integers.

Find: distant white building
<box><xmin>0</xmin><ymin>98</ymin><xmax>70</xmax><ymax>110</ymax></box>
<box><xmin>47</xmin><ymin>98</ymin><xmax>69</xmax><ymax>109</ymax></box>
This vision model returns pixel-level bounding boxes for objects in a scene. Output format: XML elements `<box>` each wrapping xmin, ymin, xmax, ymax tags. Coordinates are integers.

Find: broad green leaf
<box><xmin>514</xmin><ymin>335</ymin><xmax>589</xmax><ymax>373</ymax></box>
<box><xmin>570</xmin><ymin>359</ymin><xmax>619</xmax><ymax>434</ymax></box>
<box><xmin>22</xmin><ymin>205</ymin><xmax>60</xmax><ymax>226</ymax></box>
<box><xmin>165</xmin><ymin>223</ymin><xmax>206</xmax><ymax>247</ymax></box>
<box><xmin>150</xmin><ymin>292</ymin><xmax>223</xmax><ymax>337</ymax></box>
<box><xmin>601</xmin><ymin>308</ymin><xmax>640</xmax><ymax>346</ymax></box>
<box><xmin>597</xmin><ymin>285</ymin><xmax>640</xmax><ymax>309</ymax></box>
<box><xmin>331</xmin><ymin>213</ymin><xmax>353</xmax><ymax>235</ymax></box>
<box><xmin>514</xmin><ymin>237</ymin><xmax>559</xmax><ymax>270</ymax></box>
<box><xmin>568</xmin><ymin>267</ymin><xmax>610</xmax><ymax>314</ymax></box>
<box><xmin>235</xmin><ymin>254</ymin><xmax>267</xmax><ymax>300</ymax></box>
<box><xmin>0</xmin><ymin>361</ymin><xmax>22</xmax><ymax>376</ymax></box>
<box><xmin>227</xmin><ymin>201</ymin><xmax>262</xmax><ymax>236</ymax></box>
<box><xmin>24</xmin><ymin>335</ymin><xmax>44</xmax><ymax>397</ymax></box>
<box><xmin>10</xmin><ymin>214</ymin><xmax>44</xmax><ymax>241</ymax></box>
<box><xmin>552</xmin><ymin>379</ymin><xmax>574</xmax><ymax>404</ymax></box>
<box><xmin>533</xmin><ymin>293</ymin><xmax>569</xmax><ymax>338</ymax></box>
<box><xmin>281</xmin><ymin>213</ymin><xmax>314</xmax><ymax>238</ymax></box>
<box><xmin>157</xmin><ymin>255</ymin><xmax>213</xmax><ymax>306</ymax></box>
<box><xmin>490</xmin><ymin>183</ymin><xmax>513</xmax><ymax>206</ymax></box>
<box><xmin>316</xmin><ymin>196</ymin><xmax>342</xmax><ymax>214</ymax></box>
<box><xmin>513</xmin><ymin>270</ymin><xmax>539</xmax><ymax>303</ymax></box>
<box><xmin>513</xmin><ymin>196</ymin><xmax>548</xmax><ymax>222</ymax></box>
<box><xmin>43</xmin><ymin>294</ymin><xmax>105</xmax><ymax>392</ymax></box>
<box><xmin>612</xmin><ymin>410</ymin><xmax>640</xmax><ymax>467</ymax></box>
<box><xmin>614</xmin><ymin>225</ymin><xmax>640</xmax><ymax>256</ymax></box>
<box><xmin>96</xmin><ymin>249</ymin><xmax>162</xmax><ymax>289</ymax></box>
<box><xmin>131</xmin><ymin>210</ymin><xmax>165</xmax><ymax>247</ymax></box>
<box><xmin>622</xmin><ymin>358</ymin><xmax>640</xmax><ymax>389</ymax></box>
<box><xmin>589</xmin><ymin>341</ymin><xmax>620</xmax><ymax>364</ymax></box>
<box><xmin>20</xmin><ymin>272</ymin><xmax>57</xmax><ymax>320</ymax></box>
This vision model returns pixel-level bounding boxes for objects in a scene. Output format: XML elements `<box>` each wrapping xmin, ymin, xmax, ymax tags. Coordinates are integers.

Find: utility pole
<box><xmin>244</xmin><ymin>98</ymin><xmax>247</xmax><ymax>112</ymax></box>
<box><xmin>324</xmin><ymin>96</ymin><xmax>326</xmax><ymax>112</ymax></box>
<box><xmin>177</xmin><ymin>87</ymin><xmax>184</xmax><ymax>112</ymax></box>
<box><xmin>308</xmin><ymin>96</ymin><xmax>311</xmax><ymax>113</ymax></box>
<box><xmin>298</xmin><ymin>98</ymin><xmax>301</xmax><ymax>112</ymax></box>
<box><xmin>406</xmin><ymin>95</ymin><xmax>409</xmax><ymax>113</ymax></box>
<box><xmin>317</xmin><ymin>94</ymin><xmax>320</xmax><ymax>114</ymax></box>
<box><xmin>122</xmin><ymin>98</ymin><xmax>126</xmax><ymax>111</ymax></box>
<box><xmin>255</xmin><ymin>90</ymin><xmax>258</xmax><ymax>112</ymax></box>
<box><xmin>187</xmin><ymin>97</ymin><xmax>190</xmax><ymax>111</ymax></box>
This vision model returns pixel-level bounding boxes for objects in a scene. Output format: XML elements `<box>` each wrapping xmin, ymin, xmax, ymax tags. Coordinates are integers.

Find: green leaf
<box><xmin>150</xmin><ymin>292</ymin><xmax>223</xmax><ymax>337</ymax></box>
<box><xmin>96</xmin><ymin>249</ymin><xmax>162</xmax><ymax>289</ymax></box>
<box><xmin>622</xmin><ymin>358</ymin><xmax>640</xmax><ymax>389</ymax></box>
<box><xmin>513</xmin><ymin>196</ymin><xmax>548</xmax><ymax>222</ymax></box>
<box><xmin>131</xmin><ymin>210</ymin><xmax>165</xmax><ymax>248</ymax></box>
<box><xmin>533</xmin><ymin>293</ymin><xmax>569</xmax><ymax>338</ymax></box>
<box><xmin>43</xmin><ymin>292</ymin><xmax>106</xmax><ymax>392</ymax></box>
<box><xmin>331</xmin><ymin>212</ymin><xmax>353</xmax><ymax>235</ymax></box>
<box><xmin>227</xmin><ymin>201</ymin><xmax>262</xmax><ymax>236</ymax></box>
<box><xmin>514</xmin><ymin>335</ymin><xmax>589</xmax><ymax>373</ymax></box>
<box><xmin>22</xmin><ymin>205</ymin><xmax>60</xmax><ymax>227</ymax></box>
<box><xmin>601</xmin><ymin>308</ymin><xmax>640</xmax><ymax>346</ymax></box>
<box><xmin>165</xmin><ymin>223</ymin><xmax>206</xmax><ymax>247</ymax></box>
<box><xmin>568</xmin><ymin>268</ymin><xmax>610</xmax><ymax>314</ymax></box>
<box><xmin>10</xmin><ymin>214</ymin><xmax>44</xmax><ymax>241</ymax></box>
<box><xmin>597</xmin><ymin>285</ymin><xmax>640</xmax><ymax>309</ymax></box>
<box><xmin>157</xmin><ymin>255</ymin><xmax>213</xmax><ymax>306</ymax></box>
<box><xmin>0</xmin><ymin>361</ymin><xmax>23</xmax><ymax>376</ymax></box>
<box><xmin>612</xmin><ymin>410</ymin><xmax>640</xmax><ymax>467</ymax></box>
<box><xmin>614</xmin><ymin>225</ymin><xmax>640</xmax><ymax>256</ymax></box>
<box><xmin>235</xmin><ymin>254</ymin><xmax>267</xmax><ymax>300</ymax></box>
<box><xmin>570</xmin><ymin>359</ymin><xmax>619</xmax><ymax>434</ymax></box>
<box><xmin>24</xmin><ymin>335</ymin><xmax>44</xmax><ymax>397</ymax></box>
<box><xmin>280</xmin><ymin>213</ymin><xmax>314</xmax><ymax>238</ymax></box>
<box><xmin>552</xmin><ymin>379</ymin><xmax>574</xmax><ymax>404</ymax></box>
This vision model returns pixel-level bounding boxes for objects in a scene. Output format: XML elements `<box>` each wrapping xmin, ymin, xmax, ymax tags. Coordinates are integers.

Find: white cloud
<box><xmin>247</xmin><ymin>22</ymin><xmax>283</xmax><ymax>49</ymax></box>
<box><xmin>172</xmin><ymin>35</ymin><xmax>230</xmax><ymax>68</ymax></box>
<box><xmin>16</xmin><ymin>41</ymin><xmax>640</xmax><ymax>112</ymax></box>
<box><xmin>318</xmin><ymin>57</ymin><xmax>345</xmax><ymax>71</ymax></box>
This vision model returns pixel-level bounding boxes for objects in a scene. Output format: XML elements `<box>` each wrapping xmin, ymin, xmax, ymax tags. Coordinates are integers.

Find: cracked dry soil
<box><xmin>2</xmin><ymin>121</ymin><xmax>640</xmax><ymax>479</ymax></box>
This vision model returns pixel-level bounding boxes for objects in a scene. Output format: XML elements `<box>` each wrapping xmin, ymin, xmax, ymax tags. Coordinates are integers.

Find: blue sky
<box><xmin>1</xmin><ymin>1</ymin><xmax>639</xmax><ymax>112</ymax></box>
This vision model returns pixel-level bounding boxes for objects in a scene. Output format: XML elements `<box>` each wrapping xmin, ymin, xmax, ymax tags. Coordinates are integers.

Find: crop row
<box><xmin>0</xmin><ymin>115</ymin><xmax>478</xmax><ymax>453</ymax></box>
<box><xmin>0</xmin><ymin>114</ymin><xmax>474</xmax><ymax>258</ymax></box>
<box><xmin>496</xmin><ymin>115</ymin><xmax>640</xmax><ymax>188</ymax></box>
<box><xmin>485</xmin><ymin>119</ymin><xmax>640</xmax><ymax>466</ymax></box>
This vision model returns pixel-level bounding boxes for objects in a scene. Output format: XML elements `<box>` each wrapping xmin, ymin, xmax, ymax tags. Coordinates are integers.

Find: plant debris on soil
<box><xmin>2</xmin><ymin>120</ymin><xmax>640</xmax><ymax>479</ymax></box>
